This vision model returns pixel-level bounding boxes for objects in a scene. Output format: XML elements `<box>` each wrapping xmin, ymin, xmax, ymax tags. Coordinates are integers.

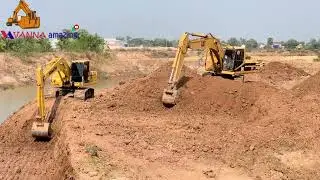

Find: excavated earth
<box><xmin>1</xmin><ymin>61</ymin><xmax>320</xmax><ymax>179</ymax></box>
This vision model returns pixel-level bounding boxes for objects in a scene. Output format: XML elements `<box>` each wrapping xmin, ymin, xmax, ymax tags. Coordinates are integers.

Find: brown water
<box><xmin>0</xmin><ymin>79</ymin><xmax>119</xmax><ymax>124</ymax></box>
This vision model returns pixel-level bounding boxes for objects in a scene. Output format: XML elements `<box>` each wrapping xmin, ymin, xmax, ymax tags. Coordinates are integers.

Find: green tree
<box><xmin>306</xmin><ymin>39</ymin><xmax>320</xmax><ymax>50</ymax></box>
<box><xmin>227</xmin><ymin>37</ymin><xmax>240</xmax><ymax>46</ymax></box>
<box><xmin>128</xmin><ymin>38</ymin><xmax>145</xmax><ymax>47</ymax></box>
<box><xmin>283</xmin><ymin>39</ymin><xmax>299</xmax><ymax>49</ymax></box>
<box><xmin>57</xmin><ymin>29</ymin><xmax>105</xmax><ymax>52</ymax></box>
<box><xmin>0</xmin><ymin>39</ymin><xmax>5</xmax><ymax>52</ymax></box>
<box><xmin>245</xmin><ymin>39</ymin><xmax>258</xmax><ymax>49</ymax></box>
<box><xmin>116</xmin><ymin>36</ymin><xmax>125</xmax><ymax>41</ymax></box>
<box><xmin>239</xmin><ymin>38</ymin><xmax>247</xmax><ymax>45</ymax></box>
<box><xmin>5</xmin><ymin>38</ymin><xmax>51</xmax><ymax>53</ymax></box>
<box><xmin>267</xmin><ymin>37</ymin><xmax>274</xmax><ymax>46</ymax></box>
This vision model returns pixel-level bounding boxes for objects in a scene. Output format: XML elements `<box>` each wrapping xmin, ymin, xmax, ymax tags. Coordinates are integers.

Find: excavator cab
<box><xmin>223</xmin><ymin>48</ymin><xmax>245</xmax><ymax>71</ymax></box>
<box><xmin>69</xmin><ymin>60</ymin><xmax>96</xmax><ymax>100</ymax></box>
<box><xmin>221</xmin><ymin>47</ymin><xmax>258</xmax><ymax>76</ymax></box>
<box><xmin>71</xmin><ymin>61</ymin><xmax>90</xmax><ymax>83</ymax></box>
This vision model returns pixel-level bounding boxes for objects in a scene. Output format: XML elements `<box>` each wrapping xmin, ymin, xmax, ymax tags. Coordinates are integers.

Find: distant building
<box><xmin>104</xmin><ymin>38</ymin><xmax>127</xmax><ymax>49</ymax></box>
<box><xmin>296</xmin><ymin>44</ymin><xmax>304</xmax><ymax>49</ymax></box>
<box><xmin>50</xmin><ymin>39</ymin><xmax>59</xmax><ymax>49</ymax></box>
<box><xmin>259</xmin><ymin>44</ymin><xmax>266</xmax><ymax>49</ymax></box>
<box><xmin>272</xmin><ymin>42</ymin><xmax>284</xmax><ymax>49</ymax></box>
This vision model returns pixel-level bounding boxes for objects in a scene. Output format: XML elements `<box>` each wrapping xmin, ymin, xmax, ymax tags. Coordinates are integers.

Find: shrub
<box><xmin>57</xmin><ymin>29</ymin><xmax>105</xmax><ymax>53</ymax></box>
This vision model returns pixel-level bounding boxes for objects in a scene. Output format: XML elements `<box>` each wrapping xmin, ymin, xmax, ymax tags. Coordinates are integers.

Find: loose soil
<box><xmin>1</xmin><ymin>57</ymin><xmax>320</xmax><ymax>179</ymax></box>
<box><xmin>0</xmin><ymin>100</ymin><xmax>74</xmax><ymax>179</ymax></box>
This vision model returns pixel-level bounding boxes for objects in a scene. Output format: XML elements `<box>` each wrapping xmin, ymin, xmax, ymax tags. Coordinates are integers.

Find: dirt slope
<box><xmin>257</xmin><ymin>62</ymin><xmax>310</xmax><ymax>89</ymax></box>
<box><xmin>1</xmin><ymin>62</ymin><xmax>320</xmax><ymax>179</ymax></box>
<box><xmin>0</xmin><ymin>100</ymin><xmax>74</xmax><ymax>179</ymax></box>
<box><xmin>293</xmin><ymin>70</ymin><xmax>320</xmax><ymax>96</ymax></box>
<box><xmin>260</xmin><ymin>62</ymin><xmax>309</xmax><ymax>81</ymax></box>
<box><xmin>64</xmin><ymin>63</ymin><xmax>320</xmax><ymax>179</ymax></box>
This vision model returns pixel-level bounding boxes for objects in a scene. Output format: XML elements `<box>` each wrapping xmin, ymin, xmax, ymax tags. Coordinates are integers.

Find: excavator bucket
<box><xmin>31</xmin><ymin>122</ymin><xmax>52</xmax><ymax>139</ymax></box>
<box><xmin>162</xmin><ymin>88</ymin><xmax>178</xmax><ymax>107</ymax></box>
<box><xmin>72</xmin><ymin>88</ymin><xmax>95</xmax><ymax>100</ymax></box>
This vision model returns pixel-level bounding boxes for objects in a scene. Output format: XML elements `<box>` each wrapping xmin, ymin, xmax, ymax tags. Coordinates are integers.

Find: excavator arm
<box><xmin>12</xmin><ymin>0</ymin><xmax>33</xmax><ymax>20</ymax></box>
<box><xmin>162</xmin><ymin>32</ymin><xmax>225</xmax><ymax>106</ymax></box>
<box><xmin>32</xmin><ymin>57</ymin><xmax>71</xmax><ymax>138</ymax></box>
<box><xmin>7</xmin><ymin>0</ymin><xmax>40</xmax><ymax>29</ymax></box>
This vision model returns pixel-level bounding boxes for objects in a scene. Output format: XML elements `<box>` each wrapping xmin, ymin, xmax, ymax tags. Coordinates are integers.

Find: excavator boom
<box><xmin>32</xmin><ymin>57</ymin><xmax>97</xmax><ymax>139</ymax></box>
<box><xmin>162</xmin><ymin>32</ymin><xmax>260</xmax><ymax>106</ymax></box>
<box><xmin>162</xmin><ymin>32</ymin><xmax>225</xmax><ymax>106</ymax></box>
<box><xmin>32</xmin><ymin>57</ymin><xmax>71</xmax><ymax>138</ymax></box>
<box><xmin>7</xmin><ymin>0</ymin><xmax>40</xmax><ymax>29</ymax></box>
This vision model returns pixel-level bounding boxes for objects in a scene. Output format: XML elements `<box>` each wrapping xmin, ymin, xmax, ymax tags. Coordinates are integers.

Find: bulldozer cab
<box><xmin>71</xmin><ymin>60</ymin><xmax>90</xmax><ymax>83</ymax></box>
<box><xmin>222</xmin><ymin>48</ymin><xmax>245</xmax><ymax>71</ymax></box>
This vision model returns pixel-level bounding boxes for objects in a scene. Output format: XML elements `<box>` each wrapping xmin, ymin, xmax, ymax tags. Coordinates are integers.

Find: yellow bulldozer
<box><xmin>6</xmin><ymin>0</ymin><xmax>40</xmax><ymax>29</ymax></box>
<box><xmin>162</xmin><ymin>32</ymin><xmax>261</xmax><ymax>106</ymax></box>
<box><xmin>32</xmin><ymin>57</ymin><xmax>97</xmax><ymax>139</ymax></box>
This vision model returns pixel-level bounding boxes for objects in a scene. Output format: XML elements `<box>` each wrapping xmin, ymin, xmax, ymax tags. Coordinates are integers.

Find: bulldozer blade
<box><xmin>162</xmin><ymin>89</ymin><xmax>178</xmax><ymax>107</ymax></box>
<box><xmin>31</xmin><ymin>122</ymin><xmax>52</xmax><ymax>139</ymax></box>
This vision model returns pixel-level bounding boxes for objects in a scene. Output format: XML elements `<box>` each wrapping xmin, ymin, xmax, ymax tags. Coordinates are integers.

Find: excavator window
<box><xmin>71</xmin><ymin>62</ymin><xmax>89</xmax><ymax>83</ymax></box>
<box><xmin>223</xmin><ymin>49</ymin><xmax>244</xmax><ymax>71</ymax></box>
<box><xmin>71</xmin><ymin>63</ymin><xmax>84</xmax><ymax>82</ymax></box>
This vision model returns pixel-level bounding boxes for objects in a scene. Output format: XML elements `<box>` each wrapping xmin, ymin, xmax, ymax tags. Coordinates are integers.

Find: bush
<box><xmin>4</xmin><ymin>38</ymin><xmax>52</xmax><ymax>58</ymax></box>
<box><xmin>57</xmin><ymin>29</ymin><xmax>105</xmax><ymax>53</ymax></box>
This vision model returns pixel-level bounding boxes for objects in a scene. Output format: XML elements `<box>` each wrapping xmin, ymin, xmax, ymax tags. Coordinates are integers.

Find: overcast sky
<box><xmin>0</xmin><ymin>0</ymin><xmax>319</xmax><ymax>42</ymax></box>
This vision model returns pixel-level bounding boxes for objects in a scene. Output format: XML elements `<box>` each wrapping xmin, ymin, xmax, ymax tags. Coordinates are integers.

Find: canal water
<box><xmin>0</xmin><ymin>79</ymin><xmax>120</xmax><ymax>124</ymax></box>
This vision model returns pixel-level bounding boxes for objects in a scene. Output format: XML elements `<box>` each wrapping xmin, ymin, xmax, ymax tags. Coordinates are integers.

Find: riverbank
<box><xmin>2</xmin><ymin>54</ymin><xmax>320</xmax><ymax>179</ymax></box>
<box><xmin>0</xmin><ymin>49</ymin><xmax>171</xmax><ymax>123</ymax></box>
<box><xmin>0</xmin><ymin>50</ymin><xmax>172</xmax><ymax>91</ymax></box>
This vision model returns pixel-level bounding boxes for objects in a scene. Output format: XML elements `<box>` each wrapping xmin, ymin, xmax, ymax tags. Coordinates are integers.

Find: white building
<box><xmin>104</xmin><ymin>38</ymin><xmax>127</xmax><ymax>49</ymax></box>
<box><xmin>50</xmin><ymin>39</ymin><xmax>59</xmax><ymax>49</ymax></box>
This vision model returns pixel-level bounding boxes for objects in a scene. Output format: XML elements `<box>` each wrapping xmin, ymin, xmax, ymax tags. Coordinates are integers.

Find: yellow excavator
<box><xmin>162</xmin><ymin>32</ymin><xmax>260</xmax><ymax>106</ymax></box>
<box><xmin>6</xmin><ymin>0</ymin><xmax>40</xmax><ymax>29</ymax></box>
<box><xmin>32</xmin><ymin>57</ymin><xmax>97</xmax><ymax>139</ymax></box>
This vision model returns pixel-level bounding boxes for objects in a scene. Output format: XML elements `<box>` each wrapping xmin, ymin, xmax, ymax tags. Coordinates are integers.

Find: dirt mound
<box><xmin>293</xmin><ymin>70</ymin><xmax>320</xmax><ymax>95</ymax></box>
<box><xmin>260</xmin><ymin>62</ymin><xmax>309</xmax><ymax>82</ymax></box>
<box><xmin>0</xmin><ymin>100</ymin><xmax>74</xmax><ymax>179</ymax></box>
<box><xmin>98</xmin><ymin>63</ymin><xmax>278</xmax><ymax>119</ymax></box>
<box><xmin>2</xmin><ymin>62</ymin><xmax>320</xmax><ymax>179</ymax></box>
<box><xmin>71</xmin><ymin>63</ymin><xmax>320</xmax><ymax>179</ymax></box>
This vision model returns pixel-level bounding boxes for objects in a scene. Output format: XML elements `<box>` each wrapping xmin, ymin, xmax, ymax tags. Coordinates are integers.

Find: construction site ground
<box><xmin>1</xmin><ymin>51</ymin><xmax>320</xmax><ymax>179</ymax></box>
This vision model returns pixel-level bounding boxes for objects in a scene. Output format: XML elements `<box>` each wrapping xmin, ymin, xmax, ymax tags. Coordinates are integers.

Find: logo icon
<box><xmin>1</xmin><ymin>31</ymin><xmax>14</xmax><ymax>39</ymax></box>
<box><xmin>6</xmin><ymin>0</ymin><xmax>40</xmax><ymax>29</ymax></box>
<box><xmin>71</xmin><ymin>24</ymin><xmax>80</xmax><ymax>33</ymax></box>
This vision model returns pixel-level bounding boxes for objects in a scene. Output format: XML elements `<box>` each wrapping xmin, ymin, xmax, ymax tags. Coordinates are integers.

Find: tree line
<box><xmin>116</xmin><ymin>36</ymin><xmax>320</xmax><ymax>50</ymax></box>
<box><xmin>115</xmin><ymin>36</ymin><xmax>178</xmax><ymax>47</ymax></box>
<box><xmin>226</xmin><ymin>37</ymin><xmax>320</xmax><ymax>50</ymax></box>
<box><xmin>2</xmin><ymin>31</ymin><xmax>320</xmax><ymax>56</ymax></box>
<box><xmin>0</xmin><ymin>29</ymin><xmax>105</xmax><ymax>56</ymax></box>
